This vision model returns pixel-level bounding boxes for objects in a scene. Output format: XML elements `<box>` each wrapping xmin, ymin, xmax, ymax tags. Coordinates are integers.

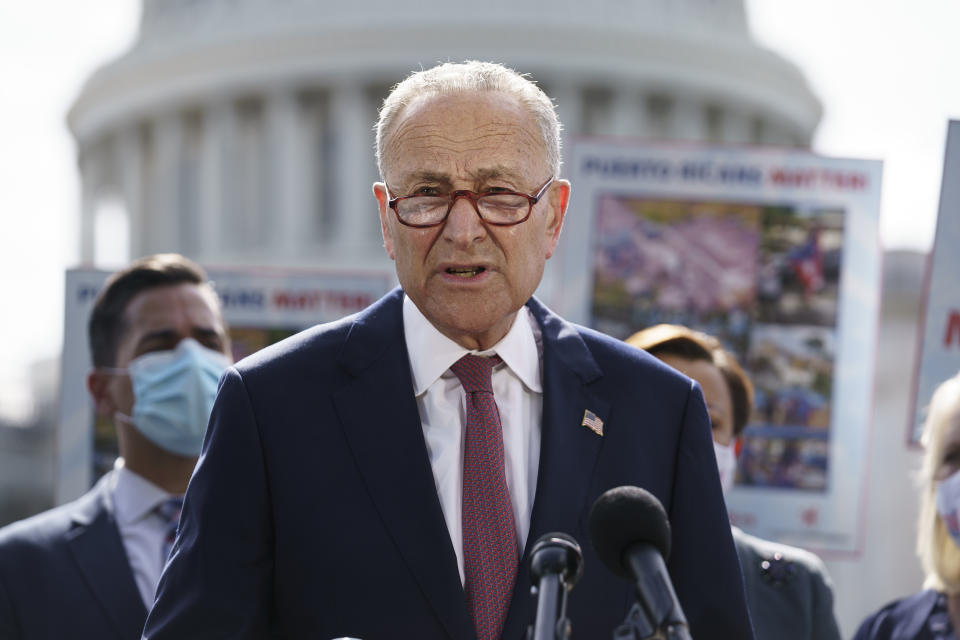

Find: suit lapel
<box><xmin>65</xmin><ymin>476</ymin><xmax>148</xmax><ymax>639</ymax></box>
<box><xmin>501</xmin><ymin>298</ymin><xmax>610</xmax><ymax>639</ymax></box>
<box><xmin>332</xmin><ymin>290</ymin><xmax>474</xmax><ymax>640</ymax></box>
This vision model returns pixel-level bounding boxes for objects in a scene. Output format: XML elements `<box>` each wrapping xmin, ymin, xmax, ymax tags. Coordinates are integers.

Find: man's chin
<box><xmin>428</xmin><ymin>306</ymin><xmax>518</xmax><ymax>351</ymax></box>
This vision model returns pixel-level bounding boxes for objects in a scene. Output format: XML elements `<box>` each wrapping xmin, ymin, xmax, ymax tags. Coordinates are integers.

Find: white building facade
<box><xmin>68</xmin><ymin>0</ymin><xmax>821</xmax><ymax>271</ymax></box>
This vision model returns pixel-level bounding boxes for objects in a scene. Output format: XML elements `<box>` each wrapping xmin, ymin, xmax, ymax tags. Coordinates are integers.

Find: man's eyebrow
<box><xmin>472</xmin><ymin>166</ymin><xmax>520</xmax><ymax>182</ymax></box>
<box><xmin>394</xmin><ymin>167</ymin><xmax>525</xmax><ymax>191</ymax></box>
<box><xmin>192</xmin><ymin>327</ymin><xmax>225</xmax><ymax>342</ymax></box>
<box><xmin>134</xmin><ymin>329</ymin><xmax>179</xmax><ymax>347</ymax></box>
<box><xmin>133</xmin><ymin>326</ymin><xmax>224</xmax><ymax>352</ymax></box>
<box><xmin>137</xmin><ymin>327</ymin><xmax>219</xmax><ymax>344</ymax></box>
<box><xmin>402</xmin><ymin>171</ymin><xmax>452</xmax><ymax>185</ymax></box>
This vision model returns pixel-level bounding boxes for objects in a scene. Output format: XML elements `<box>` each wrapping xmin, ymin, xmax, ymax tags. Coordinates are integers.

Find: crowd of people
<box><xmin>0</xmin><ymin>60</ymin><xmax>954</xmax><ymax>639</ymax></box>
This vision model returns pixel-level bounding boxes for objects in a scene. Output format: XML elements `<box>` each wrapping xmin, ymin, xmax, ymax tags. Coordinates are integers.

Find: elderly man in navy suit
<box><xmin>0</xmin><ymin>254</ymin><xmax>231</xmax><ymax>639</ymax></box>
<box><xmin>144</xmin><ymin>61</ymin><xmax>755</xmax><ymax>640</ymax></box>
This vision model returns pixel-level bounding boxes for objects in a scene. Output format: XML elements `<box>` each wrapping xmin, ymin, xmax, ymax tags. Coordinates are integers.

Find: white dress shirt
<box><xmin>109</xmin><ymin>458</ymin><xmax>180</xmax><ymax>608</ymax></box>
<box><xmin>402</xmin><ymin>294</ymin><xmax>543</xmax><ymax>584</ymax></box>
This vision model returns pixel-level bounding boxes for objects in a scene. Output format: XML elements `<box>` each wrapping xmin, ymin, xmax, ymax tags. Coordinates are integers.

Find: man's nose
<box><xmin>442</xmin><ymin>196</ymin><xmax>487</xmax><ymax>244</ymax></box>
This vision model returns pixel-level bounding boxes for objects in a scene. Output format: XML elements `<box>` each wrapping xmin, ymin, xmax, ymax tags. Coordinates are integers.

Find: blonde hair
<box><xmin>375</xmin><ymin>60</ymin><xmax>562</xmax><ymax>179</ymax></box>
<box><xmin>917</xmin><ymin>371</ymin><xmax>960</xmax><ymax>592</ymax></box>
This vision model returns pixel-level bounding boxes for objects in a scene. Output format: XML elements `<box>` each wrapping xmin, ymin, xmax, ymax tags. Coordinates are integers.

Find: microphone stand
<box><xmin>611</xmin><ymin>545</ymin><xmax>692</xmax><ymax>640</ymax></box>
<box><xmin>529</xmin><ymin>570</ymin><xmax>574</xmax><ymax>640</ymax></box>
<box><xmin>526</xmin><ymin>533</ymin><xmax>582</xmax><ymax>640</ymax></box>
<box><xmin>588</xmin><ymin>486</ymin><xmax>693</xmax><ymax>640</ymax></box>
<box><xmin>527</xmin><ymin>575</ymin><xmax>571</xmax><ymax>640</ymax></box>
<box><xmin>611</xmin><ymin>602</ymin><xmax>691</xmax><ymax>640</ymax></box>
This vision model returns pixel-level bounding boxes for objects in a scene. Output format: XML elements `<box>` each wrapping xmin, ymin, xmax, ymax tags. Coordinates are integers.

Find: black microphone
<box><xmin>589</xmin><ymin>486</ymin><xmax>691</xmax><ymax>640</ymax></box>
<box><xmin>527</xmin><ymin>532</ymin><xmax>584</xmax><ymax>640</ymax></box>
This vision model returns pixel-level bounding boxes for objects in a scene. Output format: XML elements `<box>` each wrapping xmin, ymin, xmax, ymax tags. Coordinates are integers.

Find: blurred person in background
<box><xmin>0</xmin><ymin>254</ymin><xmax>231</xmax><ymax>639</ymax></box>
<box><xmin>854</xmin><ymin>370</ymin><xmax>960</xmax><ymax>639</ymax></box>
<box><xmin>627</xmin><ymin>323</ymin><xmax>841</xmax><ymax>640</ymax></box>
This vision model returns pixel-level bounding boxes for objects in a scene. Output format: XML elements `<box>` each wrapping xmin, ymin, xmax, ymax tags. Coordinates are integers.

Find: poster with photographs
<box><xmin>551</xmin><ymin>139</ymin><xmax>882</xmax><ymax>553</ymax></box>
<box><xmin>57</xmin><ymin>266</ymin><xmax>393</xmax><ymax>504</ymax></box>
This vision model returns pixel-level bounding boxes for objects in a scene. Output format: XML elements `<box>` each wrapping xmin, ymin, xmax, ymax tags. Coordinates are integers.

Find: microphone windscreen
<box><xmin>588</xmin><ymin>486</ymin><xmax>671</xmax><ymax>578</ymax></box>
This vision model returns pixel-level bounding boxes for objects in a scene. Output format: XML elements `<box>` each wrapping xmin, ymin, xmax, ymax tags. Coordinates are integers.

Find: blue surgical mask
<box><xmin>109</xmin><ymin>338</ymin><xmax>230</xmax><ymax>457</ymax></box>
<box><xmin>936</xmin><ymin>468</ymin><xmax>960</xmax><ymax>547</ymax></box>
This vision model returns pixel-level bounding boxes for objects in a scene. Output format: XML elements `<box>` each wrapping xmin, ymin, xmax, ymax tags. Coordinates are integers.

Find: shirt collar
<box><xmin>110</xmin><ymin>458</ymin><xmax>176</xmax><ymax>526</ymax></box>
<box><xmin>402</xmin><ymin>294</ymin><xmax>542</xmax><ymax>396</ymax></box>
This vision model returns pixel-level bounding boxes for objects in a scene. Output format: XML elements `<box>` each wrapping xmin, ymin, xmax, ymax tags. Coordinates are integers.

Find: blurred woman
<box><xmin>854</xmin><ymin>371</ymin><xmax>960</xmax><ymax>639</ymax></box>
<box><xmin>627</xmin><ymin>324</ymin><xmax>841</xmax><ymax>640</ymax></box>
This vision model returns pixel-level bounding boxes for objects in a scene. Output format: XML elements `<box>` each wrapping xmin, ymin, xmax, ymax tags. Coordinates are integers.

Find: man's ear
<box><xmin>87</xmin><ymin>370</ymin><xmax>117</xmax><ymax>419</ymax></box>
<box><xmin>544</xmin><ymin>179</ymin><xmax>571</xmax><ymax>260</ymax></box>
<box><xmin>373</xmin><ymin>182</ymin><xmax>396</xmax><ymax>260</ymax></box>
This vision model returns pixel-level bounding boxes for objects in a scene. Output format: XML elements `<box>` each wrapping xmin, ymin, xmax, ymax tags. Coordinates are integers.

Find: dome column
<box><xmin>265</xmin><ymin>88</ymin><xmax>307</xmax><ymax>257</ymax></box>
<box><xmin>117</xmin><ymin>127</ymin><xmax>144</xmax><ymax>259</ymax></box>
<box><xmin>78</xmin><ymin>145</ymin><xmax>105</xmax><ymax>264</ymax></box>
<box><xmin>329</xmin><ymin>81</ymin><xmax>377</xmax><ymax>255</ymax></box>
<box><xmin>145</xmin><ymin>112</ymin><xmax>183</xmax><ymax>254</ymax></box>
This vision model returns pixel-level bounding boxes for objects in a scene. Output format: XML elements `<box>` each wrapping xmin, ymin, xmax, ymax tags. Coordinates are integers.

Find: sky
<box><xmin>1</xmin><ymin>0</ymin><xmax>959</xmax><ymax>420</ymax></box>
<box><xmin>746</xmin><ymin>0</ymin><xmax>960</xmax><ymax>249</ymax></box>
<box><xmin>0</xmin><ymin>1</ymin><xmax>139</xmax><ymax>419</ymax></box>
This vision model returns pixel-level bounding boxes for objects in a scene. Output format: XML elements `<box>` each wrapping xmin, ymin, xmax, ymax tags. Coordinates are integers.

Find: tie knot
<box><xmin>154</xmin><ymin>496</ymin><xmax>184</xmax><ymax>526</ymax></box>
<box><xmin>450</xmin><ymin>354</ymin><xmax>501</xmax><ymax>394</ymax></box>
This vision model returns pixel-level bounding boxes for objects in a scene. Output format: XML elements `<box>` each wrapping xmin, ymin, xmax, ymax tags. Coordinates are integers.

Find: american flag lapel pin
<box><xmin>581</xmin><ymin>409</ymin><xmax>604</xmax><ymax>436</ymax></box>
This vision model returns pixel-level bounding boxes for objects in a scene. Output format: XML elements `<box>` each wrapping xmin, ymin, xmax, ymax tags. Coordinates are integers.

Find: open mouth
<box><xmin>445</xmin><ymin>266</ymin><xmax>486</xmax><ymax>278</ymax></box>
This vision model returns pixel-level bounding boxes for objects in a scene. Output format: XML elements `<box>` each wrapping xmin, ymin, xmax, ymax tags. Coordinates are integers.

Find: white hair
<box><xmin>375</xmin><ymin>60</ymin><xmax>562</xmax><ymax>179</ymax></box>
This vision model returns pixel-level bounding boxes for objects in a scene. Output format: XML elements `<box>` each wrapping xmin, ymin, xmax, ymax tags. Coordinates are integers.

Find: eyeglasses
<box><xmin>386</xmin><ymin>177</ymin><xmax>555</xmax><ymax>228</ymax></box>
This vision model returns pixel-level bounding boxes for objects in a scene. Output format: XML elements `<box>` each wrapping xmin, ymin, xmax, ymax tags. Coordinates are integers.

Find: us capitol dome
<box><xmin>68</xmin><ymin>0</ymin><xmax>821</xmax><ymax>271</ymax></box>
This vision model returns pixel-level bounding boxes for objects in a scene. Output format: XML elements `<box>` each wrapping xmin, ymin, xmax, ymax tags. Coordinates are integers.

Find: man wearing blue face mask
<box><xmin>0</xmin><ymin>253</ymin><xmax>232</xmax><ymax>640</ymax></box>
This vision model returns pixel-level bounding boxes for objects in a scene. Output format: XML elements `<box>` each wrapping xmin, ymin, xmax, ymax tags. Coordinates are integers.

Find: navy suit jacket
<box><xmin>853</xmin><ymin>589</ymin><xmax>944</xmax><ymax>640</ymax></box>
<box><xmin>0</xmin><ymin>473</ymin><xmax>148</xmax><ymax>639</ymax></box>
<box><xmin>143</xmin><ymin>289</ymin><xmax>754</xmax><ymax>639</ymax></box>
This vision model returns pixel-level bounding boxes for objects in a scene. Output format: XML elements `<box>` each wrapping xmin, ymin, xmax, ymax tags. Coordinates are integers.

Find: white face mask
<box><xmin>935</xmin><ymin>468</ymin><xmax>960</xmax><ymax>547</ymax></box>
<box><xmin>714</xmin><ymin>439</ymin><xmax>737</xmax><ymax>494</ymax></box>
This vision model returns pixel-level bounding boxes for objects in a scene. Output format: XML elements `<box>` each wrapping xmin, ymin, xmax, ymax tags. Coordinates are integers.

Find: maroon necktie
<box><xmin>154</xmin><ymin>496</ymin><xmax>184</xmax><ymax>564</ymax></box>
<box><xmin>450</xmin><ymin>354</ymin><xmax>518</xmax><ymax>640</ymax></box>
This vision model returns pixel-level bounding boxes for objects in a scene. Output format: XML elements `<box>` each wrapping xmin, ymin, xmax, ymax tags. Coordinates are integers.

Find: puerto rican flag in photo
<box><xmin>789</xmin><ymin>227</ymin><xmax>824</xmax><ymax>294</ymax></box>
